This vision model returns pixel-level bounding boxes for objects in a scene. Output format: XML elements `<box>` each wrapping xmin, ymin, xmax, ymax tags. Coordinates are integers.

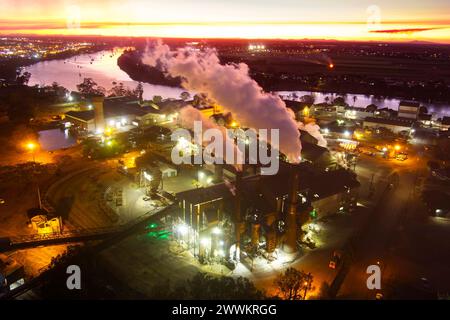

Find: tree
<box><xmin>16</xmin><ymin>71</ymin><xmax>31</xmax><ymax>85</ymax></box>
<box><xmin>76</xmin><ymin>78</ymin><xmax>106</xmax><ymax>95</ymax></box>
<box><xmin>108</xmin><ymin>82</ymin><xmax>134</xmax><ymax>97</ymax></box>
<box><xmin>134</xmin><ymin>83</ymin><xmax>144</xmax><ymax>102</ymax></box>
<box><xmin>300</xmin><ymin>95</ymin><xmax>315</xmax><ymax>105</ymax></box>
<box><xmin>333</xmin><ymin>96</ymin><xmax>347</xmax><ymax>106</ymax></box>
<box><xmin>50</xmin><ymin>82</ymin><xmax>69</xmax><ymax>99</ymax></box>
<box><xmin>152</xmin><ymin>95</ymin><xmax>163</xmax><ymax>104</ymax></box>
<box><xmin>365</xmin><ymin>104</ymin><xmax>378</xmax><ymax>113</ymax></box>
<box><xmin>150</xmin><ymin>272</ymin><xmax>265</xmax><ymax>299</ymax></box>
<box><xmin>274</xmin><ymin>267</ymin><xmax>313</xmax><ymax>300</ymax></box>
<box><xmin>6</xmin><ymin>90</ymin><xmax>36</xmax><ymax>123</ymax></box>
<box><xmin>419</xmin><ymin>106</ymin><xmax>428</xmax><ymax>114</ymax></box>
<box><xmin>324</xmin><ymin>96</ymin><xmax>330</xmax><ymax>104</ymax></box>
<box><xmin>352</xmin><ymin>95</ymin><xmax>357</xmax><ymax>106</ymax></box>
<box><xmin>180</xmin><ymin>91</ymin><xmax>190</xmax><ymax>101</ymax></box>
<box><xmin>435</xmin><ymin>136</ymin><xmax>450</xmax><ymax>160</ymax></box>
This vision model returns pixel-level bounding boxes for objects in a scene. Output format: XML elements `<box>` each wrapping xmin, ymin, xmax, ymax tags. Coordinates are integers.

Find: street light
<box><xmin>25</xmin><ymin>141</ymin><xmax>37</xmax><ymax>162</ymax></box>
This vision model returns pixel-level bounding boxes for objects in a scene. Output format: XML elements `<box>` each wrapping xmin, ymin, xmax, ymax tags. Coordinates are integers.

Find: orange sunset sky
<box><xmin>1</xmin><ymin>0</ymin><xmax>449</xmax><ymax>42</ymax></box>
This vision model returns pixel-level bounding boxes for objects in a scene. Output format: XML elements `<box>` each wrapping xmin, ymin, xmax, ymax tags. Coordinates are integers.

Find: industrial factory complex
<box><xmin>59</xmin><ymin>92</ymin><xmax>359</xmax><ymax>266</ymax></box>
<box><xmin>1</xmin><ymin>33</ymin><xmax>449</xmax><ymax>302</ymax></box>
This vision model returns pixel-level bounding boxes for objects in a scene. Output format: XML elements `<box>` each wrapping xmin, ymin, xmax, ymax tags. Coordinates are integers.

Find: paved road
<box><xmin>338</xmin><ymin>153</ymin><xmax>449</xmax><ymax>299</ymax></box>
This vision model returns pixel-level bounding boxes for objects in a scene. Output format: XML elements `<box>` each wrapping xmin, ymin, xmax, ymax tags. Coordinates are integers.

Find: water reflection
<box><xmin>277</xmin><ymin>91</ymin><xmax>450</xmax><ymax>119</ymax></box>
<box><xmin>38</xmin><ymin>129</ymin><xmax>77</xmax><ymax>151</ymax></box>
<box><xmin>25</xmin><ymin>48</ymin><xmax>184</xmax><ymax>100</ymax></box>
<box><xmin>24</xmin><ymin>48</ymin><xmax>449</xmax><ymax>119</ymax></box>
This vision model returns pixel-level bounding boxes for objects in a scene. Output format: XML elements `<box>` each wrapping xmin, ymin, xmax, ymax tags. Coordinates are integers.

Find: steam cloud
<box><xmin>178</xmin><ymin>105</ymin><xmax>243</xmax><ymax>167</ymax></box>
<box><xmin>297</xmin><ymin>122</ymin><xmax>328</xmax><ymax>148</ymax></box>
<box><xmin>142</xmin><ymin>41</ymin><xmax>302</xmax><ymax>162</ymax></box>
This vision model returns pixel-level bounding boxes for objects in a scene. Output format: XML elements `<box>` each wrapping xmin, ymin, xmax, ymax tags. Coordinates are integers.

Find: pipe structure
<box><xmin>233</xmin><ymin>170</ymin><xmax>243</xmax><ymax>261</ymax></box>
<box><xmin>283</xmin><ymin>164</ymin><xmax>300</xmax><ymax>253</ymax></box>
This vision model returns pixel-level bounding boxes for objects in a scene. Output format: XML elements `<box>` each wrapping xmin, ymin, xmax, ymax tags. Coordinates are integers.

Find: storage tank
<box><xmin>37</xmin><ymin>222</ymin><xmax>53</xmax><ymax>235</ymax></box>
<box><xmin>31</xmin><ymin>215</ymin><xmax>47</xmax><ymax>231</ymax></box>
<box><xmin>91</xmin><ymin>94</ymin><xmax>105</xmax><ymax>133</ymax></box>
<box><xmin>48</xmin><ymin>217</ymin><xmax>62</xmax><ymax>233</ymax></box>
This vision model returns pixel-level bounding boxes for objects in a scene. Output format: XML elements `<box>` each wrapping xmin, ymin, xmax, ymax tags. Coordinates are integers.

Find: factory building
<box><xmin>363</xmin><ymin>117</ymin><xmax>414</xmax><ymax>134</ymax></box>
<box><xmin>398</xmin><ymin>101</ymin><xmax>420</xmax><ymax>119</ymax></box>
<box><xmin>174</xmin><ymin>162</ymin><xmax>359</xmax><ymax>265</ymax></box>
<box><xmin>64</xmin><ymin>96</ymin><xmax>181</xmax><ymax>133</ymax></box>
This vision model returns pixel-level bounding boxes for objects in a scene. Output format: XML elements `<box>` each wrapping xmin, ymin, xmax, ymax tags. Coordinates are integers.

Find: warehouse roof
<box><xmin>364</xmin><ymin>116</ymin><xmax>414</xmax><ymax>127</ymax></box>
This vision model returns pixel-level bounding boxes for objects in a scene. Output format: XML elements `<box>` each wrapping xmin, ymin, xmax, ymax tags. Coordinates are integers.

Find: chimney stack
<box><xmin>283</xmin><ymin>164</ymin><xmax>299</xmax><ymax>253</ymax></box>
<box><xmin>233</xmin><ymin>170</ymin><xmax>243</xmax><ymax>261</ymax></box>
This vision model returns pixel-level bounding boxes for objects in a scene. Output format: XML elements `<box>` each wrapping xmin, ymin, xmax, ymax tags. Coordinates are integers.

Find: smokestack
<box><xmin>283</xmin><ymin>164</ymin><xmax>299</xmax><ymax>253</ymax></box>
<box><xmin>91</xmin><ymin>94</ymin><xmax>105</xmax><ymax>133</ymax></box>
<box><xmin>233</xmin><ymin>170</ymin><xmax>243</xmax><ymax>261</ymax></box>
<box><xmin>214</xmin><ymin>164</ymin><xmax>223</xmax><ymax>182</ymax></box>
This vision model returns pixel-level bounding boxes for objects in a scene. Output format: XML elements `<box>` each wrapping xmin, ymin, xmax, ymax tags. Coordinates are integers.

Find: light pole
<box><xmin>26</xmin><ymin>142</ymin><xmax>41</xmax><ymax>208</ymax></box>
<box><xmin>26</xmin><ymin>142</ymin><xmax>37</xmax><ymax>162</ymax></box>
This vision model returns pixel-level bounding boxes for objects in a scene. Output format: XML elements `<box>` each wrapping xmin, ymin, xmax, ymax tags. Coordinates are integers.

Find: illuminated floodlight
<box><xmin>67</xmin><ymin>95</ymin><xmax>73</xmax><ymax>102</ymax></box>
<box><xmin>106</xmin><ymin>140</ymin><xmax>113</xmax><ymax>146</ymax></box>
<box><xmin>177</xmin><ymin>224</ymin><xmax>188</xmax><ymax>236</ymax></box>
<box><xmin>121</xmin><ymin>118</ymin><xmax>127</xmax><ymax>125</ymax></box>
<box><xmin>212</xmin><ymin>227</ymin><xmax>221</xmax><ymax>235</ymax></box>
<box><xmin>198</xmin><ymin>171</ymin><xmax>205</xmax><ymax>180</ymax></box>
<box><xmin>382</xmin><ymin>147</ymin><xmax>388</xmax><ymax>152</ymax></box>
<box><xmin>218</xmin><ymin>249</ymin><xmax>225</xmax><ymax>257</ymax></box>
<box><xmin>323</xmin><ymin>128</ymin><xmax>329</xmax><ymax>134</ymax></box>
<box><xmin>394</xmin><ymin>145</ymin><xmax>401</xmax><ymax>151</ymax></box>
<box><xmin>200</xmin><ymin>238</ymin><xmax>210</xmax><ymax>246</ymax></box>
<box><xmin>87</xmin><ymin>104</ymin><xmax>93</xmax><ymax>110</ymax></box>
<box><xmin>206</xmin><ymin>177</ymin><xmax>213</xmax><ymax>184</ymax></box>
<box><xmin>143</xmin><ymin>171</ymin><xmax>153</xmax><ymax>181</ymax></box>
<box><xmin>343</xmin><ymin>131</ymin><xmax>350</xmax><ymax>137</ymax></box>
<box><xmin>177</xmin><ymin>137</ymin><xmax>189</xmax><ymax>149</ymax></box>
<box><xmin>26</xmin><ymin>142</ymin><xmax>36</xmax><ymax>151</ymax></box>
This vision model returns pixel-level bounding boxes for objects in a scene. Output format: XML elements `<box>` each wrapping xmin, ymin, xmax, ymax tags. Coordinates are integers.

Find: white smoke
<box><xmin>178</xmin><ymin>105</ymin><xmax>243</xmax><ymax>168</ymax></box>
<box><xmin>297</xmin><ymin>122</ymin><xmax>328</xmax><ymax>148</ymax></box>
<box><xmin>142</xmin><ymin>41</ymin><xmax>302</xmax><ymax>163</ymax></box>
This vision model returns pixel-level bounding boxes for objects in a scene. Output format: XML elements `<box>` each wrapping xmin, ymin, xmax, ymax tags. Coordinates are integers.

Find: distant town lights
<box><xmin>248</xmin><ymin>44</ymin><xmax>266</xmax><ymax>51</ymax></box>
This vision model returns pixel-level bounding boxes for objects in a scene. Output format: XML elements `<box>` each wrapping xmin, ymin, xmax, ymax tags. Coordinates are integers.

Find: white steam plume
<box><xmin>142</xmin><ymin>41</ymin><xmax>302</xmax><ymax>163</ymax></box>
<box><xmin>178</xmin><ymin>105</ymin><xmax>243</xmax><ymax>168</ymax></box>
<box><xmin>297</xmin><ymin>122</ymin><xmax>328</xmax><ymax>148</ymax></box>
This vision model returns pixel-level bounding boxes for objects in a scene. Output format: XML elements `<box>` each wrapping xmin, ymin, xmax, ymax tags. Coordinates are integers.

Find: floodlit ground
<box><xmin>9</xmin><ymin>245</ymin><xmax>68</xmax><ymax>278</ymax></box>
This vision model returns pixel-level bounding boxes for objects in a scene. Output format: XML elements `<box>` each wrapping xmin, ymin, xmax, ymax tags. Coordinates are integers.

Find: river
<box><xmin>25</xmin><ymin>48</ymin><xmax>450</xmax><ymax>119</ymax></box>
